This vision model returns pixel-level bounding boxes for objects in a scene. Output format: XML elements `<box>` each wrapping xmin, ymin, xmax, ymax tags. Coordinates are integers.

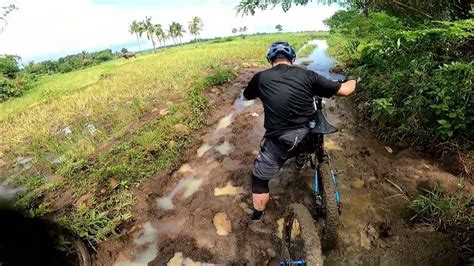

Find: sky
<box><xmin>0</xmin><ymin>0</ymin><xmax>342</xmax><ymax>63</ymax></box>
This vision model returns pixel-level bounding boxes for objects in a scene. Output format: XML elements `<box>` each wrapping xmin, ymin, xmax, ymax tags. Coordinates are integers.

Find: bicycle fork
<box><xmin>279</xmin><ymin>259</ymin><xmax>306</xmax><ymax>266</ymax></box>
<box><xmin>314</xmin><ymin>168</ymin><xmax>341</xmax><ymax>205</ymax></box>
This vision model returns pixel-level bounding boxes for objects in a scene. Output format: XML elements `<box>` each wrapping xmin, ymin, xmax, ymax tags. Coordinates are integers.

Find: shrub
<box><xmin>326</xmin><ymin>11</ymin><xmax>474</xmax><ymax>153</ymax></box>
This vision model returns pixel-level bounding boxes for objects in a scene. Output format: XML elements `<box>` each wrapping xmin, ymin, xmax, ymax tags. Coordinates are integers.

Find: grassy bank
<box><xmin>0</xmin><ymin>32</ymin><xmax>325</xmax><ymax>245</ymax></box>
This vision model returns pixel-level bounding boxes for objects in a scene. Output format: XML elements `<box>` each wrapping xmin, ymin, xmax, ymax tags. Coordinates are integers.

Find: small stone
<box><xmin>51</xmin><ymin>156</ymin><xmax>64</xmax><ymax>164</ymax></box>
<box><xmin>75</xmin><ymin>193</ymin><xmax>92</xmax><ymax>206</ymax></box>
<box><xmin>367</xmin><ymin>176</ymin><xmax>377</xmax><ymax>188</ymax></box>
<box><xmin>62</xmin><ymin>126</ymin><xmax>72</xmax><ymax>135</ymax></box>
<box><xmin>214</xmin><ymin>182</ymin><xmax>244</xmax><ymax>196</ymax></box>
<box><xmin>100</xmin><ymin>189</ymin><xmax>106</xmax><ymax>193</ymax></box>
<box><xmin>251</xmin><ymin>112</ymin><xmax>259</xmax><ymax>117</ymax></box>
<box><xmin>384</xmin><ymin>146</ymin><xmax>393</xmax><ymax>153</ymax></box>
<box><xmin>168</xmin><ymin>140</ymin><xmax>177</xmax><ymax>147</ymax></box>
<box><xmin>159</xmin><ymin>109</ymin><xmax>169</xmax><ymax>116</ymax></box>
<box><xmin>242</xmin><ymin>62</ymin><xmax>251</xmax><ymax>68</ymax></box>
<box><xmin>213</xmin><ymin>212</ymin><xmax>232</xmax><ymax>236</ymax></box>
<box><xmin>252</xmin><ymin>150</ymin><xmax>259</xmax><ymax>155</ymax></box>
<box><xmin>351</xmin><ymin>179</ymin><xmax>365</xmax><ymax>189</ymax></box>
<box><xmin>109</xmin><ymin>178</ymin><xmax>119</xmax><ymax>189</ymax></box>
<box><xmin>48</xmin><ymin>175</ymin><xmax>64</xmax><ymax>184</ymax></box>
<box><xmin>16</xmin><ymin>157</ymin><xmax>33</xmax><ymax>171</ymax></box>
<box><xmin>178</xmin><ymin>164</ymin><xmax>192</xmax><ymax>174</ymax></box>
<box><xmin>251</xmin><ymin>63</ymin><xmax>258</xmax><ymax>67</ymax></box>
<box><xmin>173</xmin><ymin>124</ymin><xmax>190</xmax><ymax>135</ymax></box>
<box><xmin>86</xmin><ymin>124</ymin><xmax>97</xmax><ymax>134</ymax></box>
<box><xmin>276</xmin><ymin>218</ymin><xmax>284</xmax><ymax>239</ymax></box>
<box><xmin>267</xmin><ymin>248</ymin><xmax>277</xmax><ymax>258</ymax></box>
<box><xmin>360</xmin><ymin>231</ymin><xmax>371</xmax><ymax>250</ymax></box>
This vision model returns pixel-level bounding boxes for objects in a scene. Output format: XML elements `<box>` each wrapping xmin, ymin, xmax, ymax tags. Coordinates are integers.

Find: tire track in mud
<box><xmin>96</xmin><ymin>67</ymin><xmax>471</xmax><ymax>265</ymax></box>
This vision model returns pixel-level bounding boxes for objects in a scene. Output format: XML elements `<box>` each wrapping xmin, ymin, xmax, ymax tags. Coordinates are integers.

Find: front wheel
<box><xmin>281</xmin><ymin>203</ymin><xmax>323</xmax><ymax>266</ymax></box>
<box><xmin>319</xmin><ymin>162</ymin><xmax>339</xmax><ymax>250</ymax></box>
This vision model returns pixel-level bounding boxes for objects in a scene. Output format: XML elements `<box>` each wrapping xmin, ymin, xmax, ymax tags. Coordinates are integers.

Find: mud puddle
<box><xmin>96</xmin><ymin>43</ymin><xmax>469</xmax><ymax>265</ymax></box>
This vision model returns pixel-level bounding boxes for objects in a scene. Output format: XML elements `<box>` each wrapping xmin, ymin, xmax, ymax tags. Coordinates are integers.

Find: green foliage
<box><xmin>327</xmin><ymin>11</ymin><xmax>474</xmax><ymax>151</ymax></box>
<box><xmin>236</xmin><ymin>0</ymin><xmax>473</xmax><ymax>20</ymax></box>
<box><xmin>409</xmin><ymin>186</ymin><xmax>471</xmax><ymax>227</ymax></box>
<box><xmin>409</xmin><ymin>186</ymin><xmax>473</xmax><ymax>259</ymax></box>
<box><xmin>188</xmin><ymin>16</ymin><xmax>204</xmax><ymax>41</ymax></box>
<box><xmin>24</xmin><ymin>49</ymin><xmax>117</xmax><ymax>76</ymax></box>
<box><xmin>0</xmin><ymin>54</ymin><xmax>20</xmax><ymax>78</ymax></box>
<box><xmin>0</xmin><ymin>55</ymin><xmax>33</xmax><ymax>102</ymax></box>
<box><xmin>0</xmin><ymin>4</ymin><xmax>17</xmax><ymax>33</ymax></box>
<box><xmin>275</xmin><ymin>24</ymin><xmax>283</xmax><ymax>32</ymax></box>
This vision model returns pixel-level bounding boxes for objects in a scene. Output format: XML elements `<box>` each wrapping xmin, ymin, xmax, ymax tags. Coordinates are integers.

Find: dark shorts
<box><xmin>252</xmin><ymin>127</ymin><xmax>310</xmax><ymax>181</ymax></box>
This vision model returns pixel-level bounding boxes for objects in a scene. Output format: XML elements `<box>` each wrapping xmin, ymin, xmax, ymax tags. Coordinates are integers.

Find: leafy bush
<box><xmin>24</xmin><ymin>49</ymin><xmax>119</xmax><ymax>76</ymax></box>
<box><xmin>0</xmin><ymin>55</ymin><xmax>33</xmax><ymax>102</ymax></box>
<box><xmin>0</xmin><ymin>54</ymin><xmax>21</xmax><ymax>78</ymax></box>
<box><xmin>326</xmin><ymin>11</ymin><xmax>473</xmax><ymax>154</ymax></box>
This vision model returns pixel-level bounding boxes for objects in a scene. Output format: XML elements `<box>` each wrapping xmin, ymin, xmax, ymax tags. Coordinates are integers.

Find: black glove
<box><xmin>344</xmin><ymin>76</ymin><xmax>362</xmax><ymax>84</ymax></box>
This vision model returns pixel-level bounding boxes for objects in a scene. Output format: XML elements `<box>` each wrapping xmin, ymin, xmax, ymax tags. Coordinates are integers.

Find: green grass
<box><xmin>409</xmin><ymin>186</ymin><xmax>472</xmax><ymax>228</ymax></box>
<box><xmin>298</xmin><ymin>43</ymin><xmax>317</xmax><ymax>58</ymax></box>
<box><xmin>0</xmin><ymin>32</ymin><xmax>325</xmax><ymax>245</ymax></box>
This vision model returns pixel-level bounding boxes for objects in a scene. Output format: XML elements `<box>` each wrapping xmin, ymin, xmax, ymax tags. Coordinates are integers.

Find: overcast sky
<box><xmin>0</xmin><ymin>0</ymin><xmax>342</xmax><ymax>63</ymax></box>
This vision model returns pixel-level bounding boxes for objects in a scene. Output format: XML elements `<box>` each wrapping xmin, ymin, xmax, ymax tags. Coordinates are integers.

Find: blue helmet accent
<box><xmin>266</xmin><ymin>41</ymin><xmax>296</xmax><ymax>62</ymax></box>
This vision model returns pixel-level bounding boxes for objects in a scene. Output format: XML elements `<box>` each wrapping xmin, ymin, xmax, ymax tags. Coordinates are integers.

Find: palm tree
<box><xmin>235</xmin><ymin>0</ymin><xmax>260</xmax><ymax>16</ymax></box>
<box><xmin>275</xmin><ymin>24</ymin><xmax>283</xmax><ymax>32</ymax></box>
<box><xmin>143</xmin><ymin>17</ymin><xmax>158</xmax><ymax>52</ymax></box>
<box><xmin>170</xmin><ymin>22</ymin><xmax>186</xmax><ymax>45</ymax></box>
<box><xmin>129</xmin><ymin>20</ymin><xmax>143</xmax><ymax>52</ymax></box>
<box><xmin>154</xmin><ymin>24</ymin><xmax>166</xmax><ymax>47</ymax></box>
<box><xmin>168</xmin><ymin>24</ymin><xmax>177</xmax><ymax>45</ymax></box>
<box><xmin>188</xmin><ymin>16</ymin><xmax>203</xmax><ymax>43</ymax></box>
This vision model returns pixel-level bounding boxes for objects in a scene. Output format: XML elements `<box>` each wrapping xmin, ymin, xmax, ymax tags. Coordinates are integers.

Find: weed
<box><xmin>385</xmin><ymin>178</ymin><xmax>410</xmax><ymax>202</ymax></box>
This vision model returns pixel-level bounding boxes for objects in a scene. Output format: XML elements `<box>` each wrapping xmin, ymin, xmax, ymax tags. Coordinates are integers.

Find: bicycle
<box><xmin>280</xmin><ymin>93</ymin><xmax>343</xmax><ymax>266</ymax></box>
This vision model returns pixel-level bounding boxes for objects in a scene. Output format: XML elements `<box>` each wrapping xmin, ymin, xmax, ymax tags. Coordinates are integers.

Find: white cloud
<box><xmin>0</xmin><ymin>0</ymin><xmax>341</xmax><ymax>62</ymax></box>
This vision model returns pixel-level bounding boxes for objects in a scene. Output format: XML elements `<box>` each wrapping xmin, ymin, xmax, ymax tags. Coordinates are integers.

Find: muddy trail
<box><xmin>96</xmin><ymin>41</ymin><xmax>470</xmax><ymax>265</ymax></box>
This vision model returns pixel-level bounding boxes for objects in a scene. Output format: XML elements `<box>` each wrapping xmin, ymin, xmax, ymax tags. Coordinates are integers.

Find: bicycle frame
<box><xmin>309</xmin><ymin>97</ymin><xmax>341</xmax><ymax>206</ymax></box>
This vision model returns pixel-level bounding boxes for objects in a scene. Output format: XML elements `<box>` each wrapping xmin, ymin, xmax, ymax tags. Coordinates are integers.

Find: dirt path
<box><xmin>95</xmin><ymin>67</ymin><xmax>470</xmax><ymax>265</ymax></box>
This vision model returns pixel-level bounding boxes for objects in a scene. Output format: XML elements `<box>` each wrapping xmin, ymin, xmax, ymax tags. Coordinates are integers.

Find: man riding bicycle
<box><xmin>243</xmin><ymin>41</ymin><xmax>358</xmax><ymax>221</ymax></box>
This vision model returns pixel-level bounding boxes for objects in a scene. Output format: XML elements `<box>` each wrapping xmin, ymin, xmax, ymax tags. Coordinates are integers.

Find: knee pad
<box><xmin>251</xmin><ymin>174</ymin><xmax>269</xmax><ymax>194</ymax></box>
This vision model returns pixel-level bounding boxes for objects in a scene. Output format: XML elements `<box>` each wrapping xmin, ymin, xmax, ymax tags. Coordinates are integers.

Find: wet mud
<box><xmin>94</xmin><ymin>43</ymin><xmax>472</xmax><ymax>265</ymax></box>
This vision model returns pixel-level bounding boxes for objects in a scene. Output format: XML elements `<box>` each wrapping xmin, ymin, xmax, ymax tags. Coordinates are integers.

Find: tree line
<box><xmin>129</xmin><ymin>16</ymin><xmax>203</xmax><ymax>52</ymax></box>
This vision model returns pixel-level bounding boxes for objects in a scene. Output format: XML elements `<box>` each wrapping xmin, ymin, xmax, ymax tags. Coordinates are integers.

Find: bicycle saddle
<box><xmin>312</xmin><ymin>110</ymin><xmax>338</xmax><ymax>134</ymax></box>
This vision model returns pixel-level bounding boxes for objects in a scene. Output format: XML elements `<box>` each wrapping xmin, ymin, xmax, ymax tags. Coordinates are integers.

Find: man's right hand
<box><xmin>336</xmin><ymin>77</ymin><xmax>358</xmax><ymax>96</ymax></box>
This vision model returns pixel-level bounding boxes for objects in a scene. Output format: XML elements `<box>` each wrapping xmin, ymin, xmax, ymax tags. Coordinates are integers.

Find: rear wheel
<box><xmin>319</xmin><ymin>162</ymin><xmax>339</xmax><ymax>250</ymax></box>
<box><xmin>281</xmin><ymin>203</ymin><xmax>323</xmax><ymax>265</ymax></box>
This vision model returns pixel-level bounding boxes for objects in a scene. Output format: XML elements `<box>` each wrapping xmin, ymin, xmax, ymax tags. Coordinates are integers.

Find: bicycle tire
<box><xmin>65</xmin><ymin>235</ymin><xmax>92</xmax><ymax>266</ymax></box>
<box><xmin>320</xmin><ymin>162</ymin><xmax>339</xmax><ymax>250</ymax></box>
<box><xmin>281</xmin><ymin>203</ymin><xmax>323</xmax><ymax>266</ymax></box>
